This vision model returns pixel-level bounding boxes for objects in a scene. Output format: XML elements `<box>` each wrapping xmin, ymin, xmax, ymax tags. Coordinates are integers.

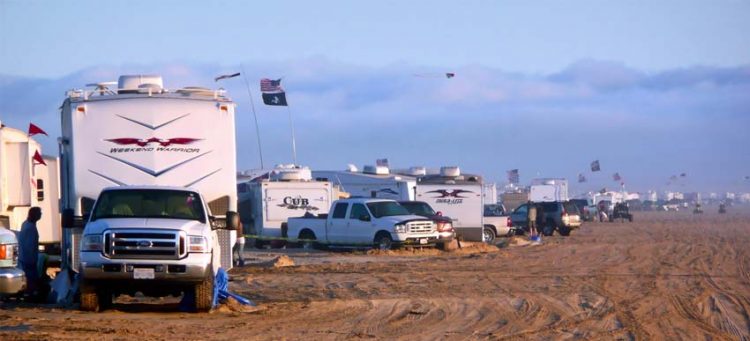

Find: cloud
<box><xmin>1</xmin><ymin>59</ymin><xmax>748</xmax><ymax>192</ymax></box>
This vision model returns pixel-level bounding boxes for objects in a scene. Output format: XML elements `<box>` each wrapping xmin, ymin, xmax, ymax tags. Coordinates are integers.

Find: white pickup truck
<box><xmin>76</xmin><ymin>186</ymin><xmax>236</xmax><ymax>312</ymax></box>
<box><xmin>284</xmin><ymin>198</ymin><xmax>440</xmax><ymax>250</ymax></box>
<box><xmin>0</xmin><ymin>227</ymin><xmax>25</xmax><ymax>296</ymax></box>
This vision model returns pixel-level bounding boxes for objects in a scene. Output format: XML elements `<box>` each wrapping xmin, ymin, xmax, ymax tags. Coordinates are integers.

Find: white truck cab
<box><xmin>77</xmin><ymin>186</ymin><xmax>231</xmax><ymax>311</ymax></box>
<box><xmin>286</xmin><ymin>198</ymin><xmax>439</xmax><ymax>250</ymax></box>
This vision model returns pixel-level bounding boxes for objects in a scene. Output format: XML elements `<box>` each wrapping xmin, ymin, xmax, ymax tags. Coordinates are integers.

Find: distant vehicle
<box><xmin>0</xmin><ymin>226</ymin><xmax>25</xmax><ymax>296</ymax></box>
<box><xmin>610</xmin><ymin>203</ymin><xmax>633</xmax><ymax>222</ymax></box>
<box><xmin>398</xmin><ymin>201</ymin><xmax>454</xmax><ymax>245</ymax></box>
<box><xmin>569</xmin><ymin>199</ymin><xmax>594</xmax><ymax>221</ymax></box>
<box><xmin>718</xmin><ymin>203</ymin><xmax>727</xmax><ymax>214</ymax></box>
<box><xmin>510</xmin><ymin>201</ymin><xmax>581</xmax><ymax>236</ymax></box>
<box><xmin>692</xmin><ymin>203</ymin><xmax>703</xmax><ymax>214</ymax></box>
<box><xmin>483</xmin><ymin>204</ymin><xmax>514</xmax><ymax>238</ymax></box>
<box><xmin>285</xmin><ymin>198</ymin><xmax>439</xmax><ymax>250</ymax></box>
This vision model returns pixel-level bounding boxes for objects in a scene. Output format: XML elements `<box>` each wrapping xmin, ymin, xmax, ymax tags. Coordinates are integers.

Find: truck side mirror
<box><xmin>359</xmin><ymin>214</ymin><xmax>371</xmax><ymax>222</ymax></box>
<box><xmin>62</xmin><ymin>209</ymin><xmax>74</xmax><ymax>228</ymax></box>
<box><xmin>225</xmin><ymin>211</ymin><xmax>239</xmax><ymax>230</ymax></box>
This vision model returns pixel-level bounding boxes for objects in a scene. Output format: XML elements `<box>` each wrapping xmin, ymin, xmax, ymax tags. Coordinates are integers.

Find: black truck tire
<box><xmin>558</xmin><ymin>225</ymin><xmax>571</xmax><ymax>236</ymax></box>
<box><xmin>375</xmin><ymin>232</ymin><xmax>393</xmax><ymax>250</ymax></box>
<box><xmin>542</xmin><ymin>221</ymin><xmax>555</xmax><ymax>236</ymax></box>
<box><xmin>482</xmin><ymin>226</ymin><xmax>497</xmax><ymax>244</ymax></box>
<box><xmin>194</xmin><ymin>269</ymin><xmax>214</xmax><ymax>313</ymax></box>
<box><xmin>80</xmin><ymin>280</ymin><xmax>102</xmax><ymax>312</ymax></box>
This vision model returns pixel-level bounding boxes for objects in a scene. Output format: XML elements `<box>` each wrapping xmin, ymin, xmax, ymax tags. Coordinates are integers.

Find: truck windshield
<box><xmin>366</xmin><ymin>202</ymin><xmax>410</xmax><ymax>218</ymax></box>
<box><xmin>399</xmin><ymin>202</ymin><xmax>436</xmax><ymax>216</ymax></box>
<box><xmin>91</xmin><ymin>189</ymin><xmax>205</xmax><ymax>222</ymax></box>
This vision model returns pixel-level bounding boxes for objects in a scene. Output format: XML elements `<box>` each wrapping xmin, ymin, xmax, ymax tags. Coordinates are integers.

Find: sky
<box><xmin>1</xmin><ymin>0</ymin><xmax>749</xmax><ymax>194</ymax></box>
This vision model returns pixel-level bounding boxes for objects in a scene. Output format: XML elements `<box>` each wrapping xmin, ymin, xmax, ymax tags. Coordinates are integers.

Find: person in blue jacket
<box><xmin>18</xmin><ymin>207</ymin><xmax>42</xmax><ymax>297</ymax></box>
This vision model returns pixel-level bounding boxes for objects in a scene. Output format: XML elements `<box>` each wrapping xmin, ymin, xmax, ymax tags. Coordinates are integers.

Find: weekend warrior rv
<box><xmin>59</xmin><ymin>75</ymin><xmax>238</xmax><ymax>312</ymax></box>
<box><xmin>0</xmin><ymin>122</ymin><xmax>61</xmax><ymax>253</ymax></box>
<box><xmin>415</xmin><ymin>166</ymin><xmax>486</xmax><ymax>242</ymax></box>
<box><xmin>238</xmin><ymin>165</ymin><xmax>336</xmax><ymax>247</ymax></box>
<box><xmin>313</xmin><ymin>165</ymin><xmax>417</xmax><ymax>200</ymax></box>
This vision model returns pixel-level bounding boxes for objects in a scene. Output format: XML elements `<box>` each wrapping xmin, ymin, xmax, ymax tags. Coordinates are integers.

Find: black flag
<box><xmin>590</xmin><ymin>160</ymin><xmax>601</xmax><ymax>172</ymax></box>
<box><xmin>262</xmin><ymin>92</ymin><xmax>288</xmax><ymax>106</ymax></box>
<box><xmin>578</xmin><ymin>173</ymin><xmax>587</xmax><ymax>183</ymax></box>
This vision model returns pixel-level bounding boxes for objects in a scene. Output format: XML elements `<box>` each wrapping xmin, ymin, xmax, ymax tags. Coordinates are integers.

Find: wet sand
<box><xmin>2</xmin><ymin>210</ymin><xmax>749</xmax><ymax>340</ymax></box>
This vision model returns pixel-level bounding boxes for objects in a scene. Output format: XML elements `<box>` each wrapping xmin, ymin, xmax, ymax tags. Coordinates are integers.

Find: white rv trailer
<box><xmin>483</xmin><ymin>182</ymin><xmax>498</xmax><ymax>205</ymax></box>
<box><xmin>313</xmin><ymin>166</ymin><xmax>417</xmax><ymax>201</ymax></box>
<box><xmin>529</xmin><ymin>178</ymin><xmax>569</xmax><ymax>202</ymax></box>
<box><xmin>415</xmin><ymin>166</ymin><xmax>485</xmax><ymax>242</ymax></box>
<box><xmin>0</xmin><ymin>122</ymin><xmax>61</xmax><ymax>252</ymax></box>
<box><xmin>238</xmin><ymin>165</ymin><xmax>336</xmax><ymax>244</ymax></box>
<box><xmin>59</xmin><ymin>75</ymin><xmax>237</xmax><ymax>279</ymax></box>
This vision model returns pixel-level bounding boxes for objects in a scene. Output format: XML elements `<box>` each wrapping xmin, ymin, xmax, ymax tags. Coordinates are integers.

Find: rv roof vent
<box><xmin>118</xmin><ymin>75</ymin><xmax>163</xmax><ymax>94</ymax></box>
<box><xmin>543</xmin><ymin>179</ymin><xmax>556</xmax><ymax>185</ymax></box>
<box><xmin>271</xmin><ymin>167</ymin><xmax>312</xmax><ymax>181</ymax></box>
<box><xmin>346</xmin><ymin>164</ymin><xmax>358</xmax><ymax>172</ymax></box>
<box><xmin>407</xmin><ymin>166</ymin><xmax>427</xmax><ymax>176</ymax></box>
<box><xmin>440</xmin><ymin>166</ymin><xmax>461</xmax><ymax>177</ymax></box>
<box><xmin>363</xmin><ymin>165</ymin><xmax>389</xmax><ymax>175</ymax></box>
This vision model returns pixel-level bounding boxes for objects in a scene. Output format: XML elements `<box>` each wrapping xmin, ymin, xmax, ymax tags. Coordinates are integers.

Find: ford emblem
<box><xmin>137</xmin><ymin>240</ymin><xmax>153</xmax><ymax>248</ymax></box>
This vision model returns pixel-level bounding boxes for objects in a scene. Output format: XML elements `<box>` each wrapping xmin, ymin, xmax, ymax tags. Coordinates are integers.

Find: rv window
<box><xmin>349</xmin><ymin>204</ymin><xmax>370</xmax><ymax>220</ymax></box>
<box><xmin>332</xmin><ymin>203</ymin><xmax>349</xmax><ymax>219</ymax></box>
<box><xmin>36</xmin><ymin>179</ymin><xmax>44</xmax><ymax>202</ymax></box>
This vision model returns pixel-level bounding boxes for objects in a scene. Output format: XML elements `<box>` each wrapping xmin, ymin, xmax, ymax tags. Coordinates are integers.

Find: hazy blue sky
<box><xmin>2</xmin><ymin>0</ymin><xmax>750</xmax><ymax>77</ymax></box>
<box><xmin>1</xmin><ymin>1</ymin><xmax>749</xmax><ymax>193</ymax></box>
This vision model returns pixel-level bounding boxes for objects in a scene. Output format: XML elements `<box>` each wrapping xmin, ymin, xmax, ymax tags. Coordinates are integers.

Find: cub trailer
<box><xmin>238</xmin><ymin>165</ymin><xmax>338</xmax><ymax>246</ymax></box>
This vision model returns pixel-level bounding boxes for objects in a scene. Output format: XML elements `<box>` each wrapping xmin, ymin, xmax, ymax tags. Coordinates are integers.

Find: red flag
<box><xmin>32</xmin><ymin>150</ymin><xmax>46</xmax><ymax>166</ymax></box>
<box><xmin>28</xmin><ymin>123</ymin><xmax>48</xmax><ymax>137</ymax></box>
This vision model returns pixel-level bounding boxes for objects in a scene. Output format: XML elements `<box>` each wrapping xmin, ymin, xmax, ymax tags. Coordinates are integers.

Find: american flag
<box><xmin>590</xmin><ymin>160</ymin><xmax>601</xmax><ymax>172</ymax></box>
<box><xmin>578</xmin><ymin>173</ymin><xmax>587</xmax><ymax>183</ymax></box>
<box><xmin>376</xmin><ymin>158</ymin><xmax>389</xmax><ymax>167</ymax></box>
<box><xmin>260</xmin><ymin>78</ymin><xmax>282</xmax><ymax>92</ymax></box>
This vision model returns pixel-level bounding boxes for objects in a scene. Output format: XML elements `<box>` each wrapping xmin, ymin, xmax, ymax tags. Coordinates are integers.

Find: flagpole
<box><xmin>286</xmin><ymin>105</ymin><xmax>298</xmax><ymax>165</ymax></box>
<box><xmin>240</xmin><ymin>65</ymin><xmax>265</xmax><ymax>169</ymax></box>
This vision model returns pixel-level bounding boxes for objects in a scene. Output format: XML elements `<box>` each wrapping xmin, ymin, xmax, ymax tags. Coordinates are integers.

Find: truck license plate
<box><xmin>419</xmin><ymin>238</ymin><xmax>428</xmax><ymax>245</ymax></box>
<box><xmin>134</xmin><ymin>268</ymin><xmax>155</xmax><ymax>280</ymax></box>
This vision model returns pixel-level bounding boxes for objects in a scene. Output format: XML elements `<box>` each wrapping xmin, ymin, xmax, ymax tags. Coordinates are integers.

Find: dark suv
<box><xmin>510</xmin><ymin>201</ymin><xmax>582</xmax><ymax>236</ymax></box>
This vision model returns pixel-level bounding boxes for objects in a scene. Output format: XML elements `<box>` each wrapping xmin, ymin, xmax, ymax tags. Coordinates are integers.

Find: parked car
<box><xmin>483</xmin><ymin>204</ymin><xmax>514</xmax><ymax>241</ymax></box>
<box><xmin>510</xmin><ymin>201</ymin><xmax>582</xmax><ymax>236</ymax></box>
<box><xmin>610</xmin><ymin>203</ymin><xmax>633</xmax><ymax>222</ymax></box>
<box><xmin>569</xmin><ymin>199</ymin><xmax>594</xmax><ymax>221</ymax></box>
<box><xmin>0</xmin><ymin>226</ymin><xmax>26</xmax><ymax>296</ymax></box>
<box><xmin>398</xmin><ymin>201</ymin><xmax>455</xmax><ymax>245</ymax></box>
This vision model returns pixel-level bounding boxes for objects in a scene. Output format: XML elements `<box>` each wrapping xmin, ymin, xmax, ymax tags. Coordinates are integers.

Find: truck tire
<box><xmin>628</xmin><ymin>215</ymin><xmax>633</xmax><ymax>222</ymax></box>
<box><xmin>558</xmin><ymin>225</ymin><xmax>571</xmax><ymax>236</ymax></box>
<box><xmin>374</xmin><ymin>232</ymin><xmax>393</xmax><ymax>250</ymax></box>
<box><xmin>299</xmin><ymin>230</ymin><xmax>317</xmax><ymax>250</ymax></box>
<box><xmin>79</xmin><ymin>280</ymin><xmax>109</xmax><ymax>312</ymax></box>
<box><xmin>193</xmin><ymin>270</ymin><xmax>214</xmax><ymax>313</ymax></box>
<box><xmin>542</xmin><ymin>221</ymin><xmax>555</xmax><ymax>236</ymax></box>
<box><xmin>482</xmin><ymin>226</ymin><xmax>496</xmax><ymax>244</ymax></box>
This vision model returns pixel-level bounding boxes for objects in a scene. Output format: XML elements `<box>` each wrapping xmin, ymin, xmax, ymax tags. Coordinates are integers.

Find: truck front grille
<box><xmin>407</xmin><ymin>221</ymin><xmax>435</xmax><ymax>234</ymax></box>
<box><xmin>104</xmin><ymin>230</ymin><xmax>186</xmax><ymax>260</ymax></box>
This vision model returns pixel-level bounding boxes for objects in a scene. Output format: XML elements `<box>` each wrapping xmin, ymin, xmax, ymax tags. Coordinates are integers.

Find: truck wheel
<box><xmin>80</xmin><ymin>280</ymin><xmax>102</xmax><ymax>312</ymax></box>
<box><xmin>299</xmin><ymin>230</ymin><xmax>317</xmax><ymax>250</ymax></box>
<box><xmin>375</xmin><ymin>233</ymin><xmax>393</xmax><ymax>250</ymax></box>
<box><xmin>558</xmin><ymin>225</ymin><xmax>571</xmax><ymax>236</ymax></box>
<box><xmin>193</xmin><ymin>270</ymin><xmax>214</xmax><ymax>313</ymax></box>
<box><xmin>482</xmin><ymin>227</ymin><xmax>496</xmax><ymax>244</ymax></box>
<box><xmin>628</xmin><ymin>215</ymin><xmax>633</xmax><ymax>222</ymax></box>
<box><xmin>542</xmin><ymin>221</ymin><xmax>555</xmax><ymax>236</ymax></box>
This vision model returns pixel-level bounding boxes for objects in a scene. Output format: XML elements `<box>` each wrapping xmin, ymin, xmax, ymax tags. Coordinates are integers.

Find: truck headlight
<box><xmin>81</xmin><ymin>235</ymin><xmax>103</xmax><ymax>252</ymax></box>
<box><xmin>188</xmin><ymin>235</ymin><xmax>209</xmax><ymax>253</ymax></box>
<box><xmin>394</xmin><ymin>224</ymin><xmax>408</xmax><ymax>233</ymax></box>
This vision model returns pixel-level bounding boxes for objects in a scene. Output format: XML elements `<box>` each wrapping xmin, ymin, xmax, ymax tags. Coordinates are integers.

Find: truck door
<box><xmin>346</xmin><ymin>203</ymin><xmax>373</xmax><ymax>244</ymax></box>
<box><xmin>327</xmin><ymin>202</ymin><xmax>349</xmax><ymax>244</ymax></box>
<box><xmin>511</xmin><ymin>204</ymin><xmax>528</xmax><ymax>227</ymax></box>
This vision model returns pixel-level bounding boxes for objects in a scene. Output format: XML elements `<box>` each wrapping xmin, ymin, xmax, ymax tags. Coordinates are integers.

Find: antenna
<box><xmin>85</xmin><ymin>81</ymin><xmax>117</xmax><ymax>96</ymax></box>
